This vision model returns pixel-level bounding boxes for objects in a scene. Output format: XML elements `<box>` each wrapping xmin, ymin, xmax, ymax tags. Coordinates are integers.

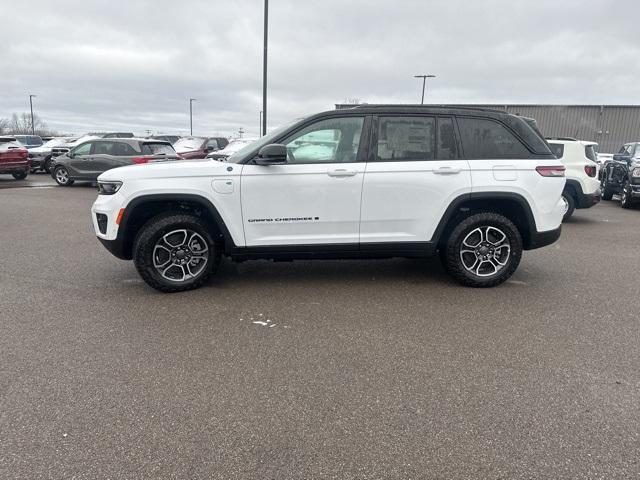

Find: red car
<box><xmin>0</xmin><ymin>137</ymin><xmax>31</xmax><ymax>180</ymax></box>
<box><xmin>173</xmin><ymin>136</ymin><xmax>229</xmax><ymax>159</ymax></box>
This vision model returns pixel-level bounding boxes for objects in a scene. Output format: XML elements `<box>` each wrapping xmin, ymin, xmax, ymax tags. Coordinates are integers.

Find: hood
<box><xmin>98</xmin><ymin>158</ymin><xmax>235</xmax><ymax>182</ymax></box>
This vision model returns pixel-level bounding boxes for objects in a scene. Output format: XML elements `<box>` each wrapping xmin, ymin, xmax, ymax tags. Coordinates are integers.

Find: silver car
<box><xmin>52</xmin><ymin>138</ymin><xmax>180</xmax><ymax>186</ymax></box>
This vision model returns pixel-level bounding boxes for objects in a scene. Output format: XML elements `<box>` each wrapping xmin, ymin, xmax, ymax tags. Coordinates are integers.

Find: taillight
<box><xmin>536</xmin><ymin>166</ymin><xmax>565</xmax><ymax>177</ymax></box>
<box><xmin>584</xmin><ymin>165</ymin><xmax>596</xmax><ymax>177</ymax></box>
<box><xmin>132</xmin><ymin>156</ymin><xmax>150</xmax><ymax>164</ymax></box>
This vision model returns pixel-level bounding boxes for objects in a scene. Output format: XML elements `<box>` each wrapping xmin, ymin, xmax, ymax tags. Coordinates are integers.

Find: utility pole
<box><xmin>259</xmin><ymin>111</ymin><xmax>262</xmax><ymax>137</ymax></box>
<box><xmin>189</xmin><ymin>98</ymin><xmax>196</xmax><ymax>135</ymax></box>
<box><xmin>413</xmin><ymin>74</ymin><xmax>435</xmax><ymax>104</ymax></box>
<box><xmin>238</xmin><ymin>127</ymin><xmax>244</xmax><ymax>139</ymax></box>
<box><xmin>262</xmin><ymin>0</ymin><xmax>268</xmax><ymax>136</ymax></box>
<box><xmin>29</xmin><ymin>94</ymin><xmax>37</xmax><ymax>134</ymax></box>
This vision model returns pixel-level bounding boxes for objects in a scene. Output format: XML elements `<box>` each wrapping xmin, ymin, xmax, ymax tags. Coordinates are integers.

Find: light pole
<box><xmin>189</xmin><ymin>98</ymin><xmax>196</xmax><ymax>135</ymax></box>
<box><xmin>29</xmin><ymin>94</ymin><xmax>37</xmax><ymax>134</ymax></box>
<box><xmin>413</xmin><ymin>74</ymin><xmax>435</xmax><ymax>104</ymax></box>
<box><xmin>262</xmin><ymin>0</ymin><xmax>268</xmax><ymax>136</ymax></box>
<box><xmin>259</xmin><ymin>111</ymin><xmax>263</xmax><ymax>137</ymax></box>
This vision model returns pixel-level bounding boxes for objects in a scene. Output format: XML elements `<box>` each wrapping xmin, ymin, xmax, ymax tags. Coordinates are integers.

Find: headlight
<box><xmin>633</xmin><ymin>168</ymin><xmax>640</xmax><ymax>178</ymax></box>
<box><xmin>97</xmin><ymin>181</ymin><xmax>122</xmax><ymax>195</ymax></box>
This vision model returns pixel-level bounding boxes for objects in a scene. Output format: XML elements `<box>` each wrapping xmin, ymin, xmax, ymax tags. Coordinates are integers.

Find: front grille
<box><xmin>96</xmin><ymin>213</ymin><xmax>108</xmax><ymax>234</ymax></box>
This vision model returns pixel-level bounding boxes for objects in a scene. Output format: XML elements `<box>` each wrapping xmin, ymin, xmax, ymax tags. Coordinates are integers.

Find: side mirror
<box><xmin>255</xmin><ymin>144</ymin><xmax>287</xmax><ymax>165</ymax></box>
<box><xmin>613</xmin><ymin>153</ymin><xmax>631</xmax><ymax>162</ymax></box>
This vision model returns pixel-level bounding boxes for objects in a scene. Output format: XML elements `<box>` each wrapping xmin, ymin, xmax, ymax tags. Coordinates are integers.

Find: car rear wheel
<box><xmin>12</xmin><ymin>171</ymin><xmax>28</xmax><ymax>180</ymax></box>
<box><xmin>442</xmin><ymin>212</ymin><xmax>522</xmax><ymax>288</ymax></box>
<box><xmin>54</xmin><ymin>166</ymin><xmax>74</xmax><ymax>186</ymax></box>
<box><xmin>601</xmin><ymin>178</ymin><xmax>614</xmax><ymax>201</ymax></box>
<box><xmin>133</xmin><ymin>213</ymin><xmax>220</xmax><ymax>293</ymax></box>
<box><xmin>561</xmin><ymin>193</ymin><xmax>575</xmax><ymax>221</ymax></box>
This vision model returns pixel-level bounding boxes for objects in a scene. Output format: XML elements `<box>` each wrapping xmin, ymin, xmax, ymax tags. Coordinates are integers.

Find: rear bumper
<box><xmin>526</xmin><ymin>226</ymin><xmax>561</xmax><ymax>250</ymax></box>
<box><xmin>0</xmin><ymin>162</ymin><xmax>31</xmax><ymax>174</ymax></box>
<box><xmin>575</xmin><ymin>189</ymin><xmax>601</xmax><ymax>209</ymax></box>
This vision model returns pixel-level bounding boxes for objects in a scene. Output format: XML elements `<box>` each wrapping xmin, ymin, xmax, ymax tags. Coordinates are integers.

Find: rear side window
<box><xmin>457</xmin><ymin>117</ymin><xmax>530</xmax><ymax>159</ymax></box>
<box><xmin>92</xmin><ymin>141</ymin><xmax>115</xmax><ymax>155</ymax></box>
<box><xmin>548</xmin><ymin>143</ymin><xmax>564</xmax><ymax>159</ymax></box>
<box><xmin>377</xmin><ymin>116</ymin><xmax>435</xmax><ymax>161</ymax></box>
<box><xmin>584</xmin><ymin>145</ymin><xmax>597</xmax><ymax>162</ymax></box>
<box><xmin>142</xmin><ymin>143</ymin><xmax>176</xmax><ymax>155</ymax></box>
<box><xmin>111</xmin><ymin>142</ymin><xmax>138</xmax><ymax>156</ymax></box>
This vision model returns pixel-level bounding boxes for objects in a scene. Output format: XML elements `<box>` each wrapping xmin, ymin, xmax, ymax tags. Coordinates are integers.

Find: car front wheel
<box><xmin>442</xmin><ymin>212</ymin><xmax>522</xmax><ymax>288</ymax></box>
<box><xmin>133</xmin><ymin>213</ymin><xmax>220</xmax><ymax>293</ymax></box>
<box><xmin>12</xmin><ymin>170</ymin><xmax>28</xmax><ymax>180</ymax></box>
<box><xmin>44</xmin><ymin>156</ymin><xmax>54</xmax><ymax>174</ymax></box>
<box><xmin>54</xmin><ymin>166</ymin><xmax>74</xmax><ymax>186</ymax></box>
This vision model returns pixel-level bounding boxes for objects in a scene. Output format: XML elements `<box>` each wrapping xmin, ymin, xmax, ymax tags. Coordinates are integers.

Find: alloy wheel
<box><xmin>55</xmin><ymin>168</ymin><xmax>69</xmax><ymax>185</ymax></box>
<box><xmin>459</xmin><ymin>226</ymin><xmax>511</xmax><ymax>277</ymax></box>
<box><xmin>152</xmin><ymin>229</ymin><xmax>209</xmax><ymax>282</ymax></box>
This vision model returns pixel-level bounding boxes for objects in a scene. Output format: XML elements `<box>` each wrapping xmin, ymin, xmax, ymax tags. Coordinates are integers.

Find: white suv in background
<box><xmin>92</xmin><ymin>106</ymin><xmax>566</xmax><ymax>292</ymax></box>
<box><xmin>546</xmin><ymin>138</ymin><xmax>601</xmax><ymax>221</ymax></box>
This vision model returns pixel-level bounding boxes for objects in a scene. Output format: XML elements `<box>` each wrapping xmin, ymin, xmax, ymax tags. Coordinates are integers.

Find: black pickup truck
<box><xmin>600</xmin><ymin>142</ymin><xmax>640</xmax><ymax>208</ymax></box>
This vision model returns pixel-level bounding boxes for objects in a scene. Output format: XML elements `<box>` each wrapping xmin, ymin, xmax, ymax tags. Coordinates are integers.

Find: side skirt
<box><xmin>226</xmin><ymin>242</ymin><xmax>437</xmax><ymax>262</ymax></box>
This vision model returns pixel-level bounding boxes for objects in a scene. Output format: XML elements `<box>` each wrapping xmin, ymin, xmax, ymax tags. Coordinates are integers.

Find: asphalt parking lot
<box><xmin>1</xmin><ymin>179</ymin><xmax>640</xmax><ymax>479</ymax></box>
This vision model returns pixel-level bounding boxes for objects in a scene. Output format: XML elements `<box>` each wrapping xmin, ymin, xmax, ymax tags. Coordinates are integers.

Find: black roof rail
<box><xmin>349</xmin><ymin>104</ymin><xmax>510</xmax><ymax>114</ymax></box>
<box><xmin>545</xmin><ymin>137</ymin><xmax>578</xmax><ymax>141</ymax></box>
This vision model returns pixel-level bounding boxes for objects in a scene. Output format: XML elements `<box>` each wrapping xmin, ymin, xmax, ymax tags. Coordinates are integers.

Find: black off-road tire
<box><xmin>12</xmin><ymin>171</ymin><xmax>28</xmax><ymax>180</ymax></box>
<box><xmin>133</xmin><ymin>212</ymin><xmax>221</xmax><ymax>293</ymax></box>
<box><xmin>561</xmin><ymin>193</ymin><xmax>575</xmax><ymax>222</ymax></box>
<box><xmin>44</xmin><ymin>156</ymin><xmax>54</xmax><ymax>174</ymax></box>
<box><xmin>621</xmin><ymin>181</ymin><xmax>635</xmax><ymax>209</ymax></box>
<box><xmin>601</xmin><ymin>178</ymin><xmax>614</xmax><ymax>201</ymax></box>
<box><xmin>442</xmin><ymin>212</ymin><xmax>523</xmax><ymax>288</ymax></box>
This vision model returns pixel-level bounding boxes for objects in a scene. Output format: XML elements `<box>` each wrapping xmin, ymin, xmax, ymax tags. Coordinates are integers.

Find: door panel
<box><xmin>240</xmin><ymin>163</ymin><xmax>365</xmax><ymax>246</ymax></box>
<box><xmin>360</xmin><ymin>161</ymin><xmax>471</xmax><ymax>243</ymax></box>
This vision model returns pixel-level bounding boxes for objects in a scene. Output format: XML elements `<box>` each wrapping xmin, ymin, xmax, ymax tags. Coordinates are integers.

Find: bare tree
<box><xmin>8</xmin><ymin>112</ymin><xmax>48</xmax><ymax>135</ymax></box>
<box><xmin>0</xmin><ymin>117</ymin><xmax>9</xmax><ymax>135</ymax></box>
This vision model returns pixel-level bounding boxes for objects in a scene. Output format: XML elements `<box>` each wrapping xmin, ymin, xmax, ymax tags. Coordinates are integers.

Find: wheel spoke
<box><xmin>164</xmin><ymin>229</ymin><xmax>188</xmax><ymax>248</ymax></box>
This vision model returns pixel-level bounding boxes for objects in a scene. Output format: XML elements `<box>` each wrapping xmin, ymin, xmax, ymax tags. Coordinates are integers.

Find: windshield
<box><xmin>174</xmin><ymin>137</ymin><xmax>205</xmax><ymax>152</ymax></box>
<box><xmin>226</xmin><ymin>120</ymin><xmax>300</xmax><ymax>163</ymax></box>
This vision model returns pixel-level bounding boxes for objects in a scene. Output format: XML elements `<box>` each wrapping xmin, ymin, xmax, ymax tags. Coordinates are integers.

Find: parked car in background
<box><xmin>596</xmin><ymin>153</ymin><xmax>614</xmax><ymax>180</ymax></box>
<box><xmin>546</xmin><ymin>138</ymin><xmax>601</xmax><ymax>220</ymax></box>
<box><xmin>14</xmin><ymin>135</ymin><xmax>43</xmax><ymax>149</ymax></box>
<box><xmin>50</xmin><ymin>134</ymin><xmax>102</xmax><ymax>164</ymax></box>
<box><xmin>52</xmin><ymin>138</ymin><xmax>179</xmax><ymax>186</ymax></box>
<box><xmin>150</xmin><ymin>135</ymin><xmax>180</xmax><ymax>144</ymax></box>
<box><xmin>0</xmin><ymin>137</ymin><xmax>31</xmax><ymax>180</ymax></box>
<box><xmin>174</xmin><ymin>136</ymin><xmax>229</xmax><ymax>159</ymax></box>
<box><xmin>600</xmin><ymin>142</ymin><xmax>640</xmax><ymax>208</ymax></box>
<box><xmin>206</xmin><ymin>138</ymin><xmax>257</xmax><ymax>161</ymax></box>
<box><xmin>28</xmin><ymin>137</ymin><xmax>76</xmax><ymax>172</ymax></box>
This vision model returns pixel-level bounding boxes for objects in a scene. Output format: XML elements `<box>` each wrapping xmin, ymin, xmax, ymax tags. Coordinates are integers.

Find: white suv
<box><xmin>91</xmin><ymin>106</ymin><xmax>566</xmax><ymax>292</ymax></box>
<box><xmin>546</xmin><ymin>138</ymin><xmax>601</xmax><ymax>221</ymax></box>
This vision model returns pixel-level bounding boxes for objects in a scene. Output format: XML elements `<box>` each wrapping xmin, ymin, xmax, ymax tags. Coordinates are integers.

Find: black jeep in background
<box><xmin>600</xmin><ymin>142</ymin><xmax>640</xmax><ymax>208</ymax></box>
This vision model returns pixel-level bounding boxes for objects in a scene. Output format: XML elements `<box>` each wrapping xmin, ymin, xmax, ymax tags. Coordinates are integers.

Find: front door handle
<box><xmin>327</xmin><ymin>168</ymin><xmax>357</xmax><ymax>177</ymax></box>
<box><xmin>434</xmin><ymin>166</ymin><xmax>461</xmax><ymax>175</ymax></box>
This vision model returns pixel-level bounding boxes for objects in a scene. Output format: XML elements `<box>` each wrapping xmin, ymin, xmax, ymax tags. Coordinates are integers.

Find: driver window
<box><xmin>282</xmin><ymin>117</ymin><xmax>364</xmax><ymax>164</ymax></box>
<box><xmin>73</xmin><ymin>142</ymin><xmax>92</xmax><ymax>156</ymax></box>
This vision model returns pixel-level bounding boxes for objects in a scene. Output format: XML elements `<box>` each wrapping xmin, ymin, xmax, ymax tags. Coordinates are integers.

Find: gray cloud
<box><xmin>2</xmin><ymin>0</ymin><xmax>639</xmax><ymax>136</ymax></box>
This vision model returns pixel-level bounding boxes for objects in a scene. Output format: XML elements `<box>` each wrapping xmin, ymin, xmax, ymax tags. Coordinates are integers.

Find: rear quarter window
<box><xmin>457</xmin><ymin>117</ymin><xmax>530</xmax><ymax>159</ymax></box>
<box><xmin>584</xmin><ymin>145</ymin><xmax>597</xmax><ymax>162</ymax></box>
<box><xmin>142</xmin><ymin>143</ymin><xmax>176</xmax><ymax>155</ymax></box>
<box><xmin>548</xmin><ymin>143</ymin><xmax>565</xmax><ymax>159</ymax></box>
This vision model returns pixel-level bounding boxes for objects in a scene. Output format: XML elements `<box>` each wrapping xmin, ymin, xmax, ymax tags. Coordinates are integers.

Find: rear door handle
<box><xmin>327</xmin><ymin>168</ymin><xmax>357</xmax><ymax>177</ymax></box>
<box><xmin>434</xmin><ymin>166</ymin><xmax>461</xmax><ymax>175</ymax></box>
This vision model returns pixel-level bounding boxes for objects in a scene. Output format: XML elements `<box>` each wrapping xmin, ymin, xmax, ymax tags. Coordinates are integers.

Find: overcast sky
<box><xmin>3</xmin><ymin>0</ymin><xmax>640</xmax><ymax>137</ymax></box>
